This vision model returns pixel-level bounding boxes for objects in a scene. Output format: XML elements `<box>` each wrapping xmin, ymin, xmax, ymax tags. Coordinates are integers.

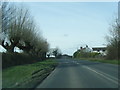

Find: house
<box><xmin>92</xmin><ymin>47</ymin><xmax>107</xmax><ymax>56</ymax></box>
<box><xmin>80</xmin><ymin>45</ymin><xmax>92</xmax><ymax>53</ymax></box>
<box><xmin>0</xmin><ymin>45</ymin><xmax>6</xmax><ymax>52</ymax></box>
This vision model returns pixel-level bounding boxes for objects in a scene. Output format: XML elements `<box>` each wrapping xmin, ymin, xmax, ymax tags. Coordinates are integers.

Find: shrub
<box><xmin>90</xmin><ymin>52</ymin><xmax>100</xmax><ymax>58</ymax></box>
<box><xmin>2</xmin><ymin>52</ymin><xmax>40</xmax><ymax>69</ymax></box>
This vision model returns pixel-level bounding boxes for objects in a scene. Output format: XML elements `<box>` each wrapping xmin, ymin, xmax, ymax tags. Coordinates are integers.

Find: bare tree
<box><xmin>1</xmin><ymin>2</ymin><xmax>49</xmax><ymax>59</ymax></box>
<box><xmin>52</xmin><ymin>47</ymin><xmax>61</xmax><ymax>58</ymax></box>
<box><xmin>1</xmin><ymin>2</ymin><xmax>17</xmax><ymax>52</ymax></box>
<box><xmin>106</xmin><ymin>18</ymin><xmax>120</xmax><ymax>60</ymax></box>
<box><xmin>1</xmin><ymin>2</ymin><xmax>35</xmax><ymax>53</ymax></box>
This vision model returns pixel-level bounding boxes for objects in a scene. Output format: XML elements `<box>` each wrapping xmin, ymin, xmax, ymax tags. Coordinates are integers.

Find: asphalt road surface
<box><xmin>36</xmin><ymin>58</ymin><xmax>119</xmax><ymax>88</ymax></box>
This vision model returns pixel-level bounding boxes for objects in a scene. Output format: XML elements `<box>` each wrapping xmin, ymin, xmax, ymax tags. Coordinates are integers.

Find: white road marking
<box><xmin>83</xmin><ymin>66</ymin><xmax>118</xmax><ymax>85</ymax></box>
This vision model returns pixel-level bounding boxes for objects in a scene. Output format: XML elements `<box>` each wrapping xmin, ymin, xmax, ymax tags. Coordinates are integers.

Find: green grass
<box><xmin>76</xmin><ymin>58</ymin><xmax>120</xmax><ymax>65</ymax></box>
<box><xmin>2</xmin><ymin>59</ymin><xmax>58</xmax><ymax>88</ymax></box>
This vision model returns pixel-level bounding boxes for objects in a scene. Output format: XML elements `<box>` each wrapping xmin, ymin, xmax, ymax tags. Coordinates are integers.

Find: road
<box><xmin>36</xmin><ymin>58</ymin><xmax>119</xmax><ymax>88</ymax></box>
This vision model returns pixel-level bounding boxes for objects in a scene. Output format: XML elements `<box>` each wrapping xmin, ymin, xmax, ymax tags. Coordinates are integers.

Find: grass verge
<box><xmin>2</xmin><ymin>59</ymin><xmax>58</xmax><ymax>88</ymax></box>
<box><xmin>76</xmin><ymin>58</ymin><xmax>120</xmax><ymax>65</ymax></box>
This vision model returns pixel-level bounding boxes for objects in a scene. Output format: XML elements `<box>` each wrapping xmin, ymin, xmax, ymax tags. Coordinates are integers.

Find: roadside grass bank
<box><xmin>75</xmin><ymin>58</ymin><xmax>120</xmax><ymax>65</ymax></box>
<box><xmin>2</xmin><ymin>59</ymin><xmax>58</xmax><ymax>88</ymax></box>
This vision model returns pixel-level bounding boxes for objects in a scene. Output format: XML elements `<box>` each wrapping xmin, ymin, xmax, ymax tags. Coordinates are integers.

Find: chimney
<box><xmin>80</xmin><ymin>47</ymin><xmax>83</xmax><ymax>50</ymax></box>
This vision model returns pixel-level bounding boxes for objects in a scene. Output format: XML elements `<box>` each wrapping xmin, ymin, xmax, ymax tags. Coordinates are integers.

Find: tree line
<box><xmin>0</xmin><ymin>2</ymin><xmax>49</xmax><ymax>68</ymax></box>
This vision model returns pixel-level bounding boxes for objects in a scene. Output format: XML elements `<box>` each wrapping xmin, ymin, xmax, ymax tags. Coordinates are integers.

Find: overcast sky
<box><xmin>0</xmin><ymin>2</ymin><xmax>118</xmax><ymax>55</ymax></box>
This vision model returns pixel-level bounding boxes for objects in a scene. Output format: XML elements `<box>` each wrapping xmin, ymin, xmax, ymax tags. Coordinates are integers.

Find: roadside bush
<box><xmin>106</xmin><ymin>45</ymin><xmax>118</xmax><ymax>60</ymax></box>
<box><xmin>90</xmin><ymin>52</ymin><xmax>100</xmax><ymax>58</ymax></box>
<box><xmin>79</xmin><ymin>52</ymin><xmax>91</xmax><ymax>58</ymax></box>
<box><xmin>73</xmin><ymin>50</ymin><xmax>80</xmax><ymax>58</ymax></box>
<box><xmin>73</xmin><ymin>50</ymin><xmax>101</xmax><ymax>58</ymax></box>
<box><xmin>2</xmin><ymin>52</ymin><xmax>40</xmax><ymax>69</ymax></box>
